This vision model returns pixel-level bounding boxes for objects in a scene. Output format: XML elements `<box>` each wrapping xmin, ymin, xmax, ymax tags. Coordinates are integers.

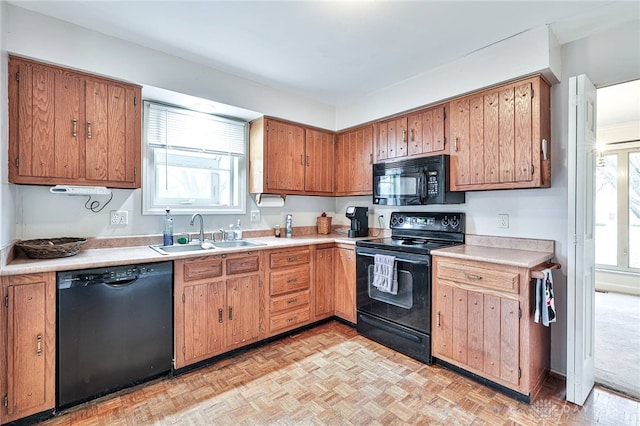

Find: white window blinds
<box><xmin>145</xmin><ymin>102</ymin><xmax>246</xmax><ymax>155</ymax></box>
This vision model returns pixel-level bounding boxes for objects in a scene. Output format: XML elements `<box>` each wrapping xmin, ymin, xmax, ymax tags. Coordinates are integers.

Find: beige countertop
<box><xmin>431</xmin><ymin>234</ymin><xmax>555</xmax><ymax>268</ymax></box>
<box><xmin>431</xmin><ymin>245</ymin><xmax>554</xmax><ymax>268</ymax></box>
<box><xmin>1</xmin><ymin>234</ymin><xmax>365</xmax><ymax>276</ymax></box>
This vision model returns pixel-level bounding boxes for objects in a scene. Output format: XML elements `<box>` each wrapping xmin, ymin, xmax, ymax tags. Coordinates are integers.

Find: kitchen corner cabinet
<box><xmin>1</xmin><ymin>273</ymin><xmax>55</xmax><ymax>424</ymax></box>
<box><xmin>174</xmin><ymin>252</ymin><xmax>265</xmax><ymax>369</ymax></box>
<box><xmin>449</xmin><ymin>75</ymin><xmax>551</xmax><ymax>191</ymax></box>
<box><xmin>432</xmin><ymin>256</ymin><xmax>550</xmax><ymax>400</ymax></box>
<box><xmin>375</xmin><ymin>104</ymin><xmax>448</xmax><ymax>163</ymax></box>
<box><xmin>8</xmin><ymin>56</ymin><xmax>141</xmax><ymax>189</ymax></box>
<box><xmin>314</xmin><ymin>245</ymin><xmax>335</xmax><ymax>320</ymax></box>
<box><xmin>334</xmin><ymin>245</ymin><xmax>356</xmax><ymax>323</ymax></box>
<box><xmin>334</xmin><ymin>125</ymin><xmax>373</xmax><ymax>195</ymax></box>
<box><xmin>267</xmin><ymin>247</ymin><xmax>312</xmax><ymax>334</ymax></box>
<box><xmin>249</xmin><ymin>117</ymin><xmax>334</xmax><ymax>196</ymax></box>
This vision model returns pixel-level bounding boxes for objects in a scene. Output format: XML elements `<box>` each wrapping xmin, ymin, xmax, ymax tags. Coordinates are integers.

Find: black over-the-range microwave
<box><xmin>373</xmin><ymin>154</ymin><xmax>465</xmax><ymax>205</ymax></box>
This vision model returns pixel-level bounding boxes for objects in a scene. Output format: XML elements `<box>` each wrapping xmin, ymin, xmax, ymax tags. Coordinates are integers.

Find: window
<box><xmin>143</xmin><ymin>102</ymin><xmax>247</xmax><ymax>215</ymax></box>
<box><xmin>595</xmin><ymin>144</ymin><xmax>640</xmax><ymax>271</ymax></box>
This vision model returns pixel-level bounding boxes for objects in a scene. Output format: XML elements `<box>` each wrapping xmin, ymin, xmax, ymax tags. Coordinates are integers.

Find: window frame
<box><xmin>142</xmin><ymin>101</ymin><xmax>248</xmax><ymax>215</ymax></box>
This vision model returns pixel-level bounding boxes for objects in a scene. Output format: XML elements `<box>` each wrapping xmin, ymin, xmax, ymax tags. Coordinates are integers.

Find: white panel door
<box><xmin>567</xmin><ymin>74</ymin><xmax>597</xmax><ymax>405</ymax></box>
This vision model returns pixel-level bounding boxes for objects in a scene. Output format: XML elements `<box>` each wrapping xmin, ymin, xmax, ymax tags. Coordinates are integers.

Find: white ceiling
<box><xmin>8</xmin><ymin>1</ymin><xmax>639</xmax><ymax>108</ymax></box>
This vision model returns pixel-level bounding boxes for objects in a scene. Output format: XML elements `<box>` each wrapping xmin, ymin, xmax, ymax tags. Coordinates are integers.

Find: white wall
<box><xmin>0</xmin><ymin>1</ymin><xmax>15</xmax><ymax>249</ymax></box>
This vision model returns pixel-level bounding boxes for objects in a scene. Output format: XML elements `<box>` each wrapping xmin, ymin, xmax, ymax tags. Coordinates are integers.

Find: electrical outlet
<box><xmin>378</xmin><ymin>213</ymin><xmax>387</xmax><ymax>229</ymax></box>
<box><xmin>110</xmin><ymin>210</ymin><xmax>128</xmax><ymax>226</ymax></box>
<box><xmin>498</xmin><ymin>214</ymin><xmax>509</xmax><ymax>229</ymax></box>
<box><xmin>250</xmin><ymin>210</ymin><xmax>261</xmax><ymax>223</ymax></box>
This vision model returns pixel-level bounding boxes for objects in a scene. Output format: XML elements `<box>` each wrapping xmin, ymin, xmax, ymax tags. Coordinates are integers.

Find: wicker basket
<box><xmin>316</xmin><ymin>216</ymin><xmax>332</xmax><ymax>235</ymax></box>
<box><xmin>16</xmin><ymin>237</ymin><xmax>87</xmax><ymax>259</ymax></box>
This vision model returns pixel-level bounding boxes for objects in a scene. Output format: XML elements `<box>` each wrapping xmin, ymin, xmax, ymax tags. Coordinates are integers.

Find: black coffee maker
<box><xmin>345</xmin><ymin>206</ymin><xmax>369</xmax><ymax>238</ymax></box>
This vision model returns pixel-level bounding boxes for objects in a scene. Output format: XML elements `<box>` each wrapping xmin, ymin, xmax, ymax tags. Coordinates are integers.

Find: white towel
<box><xmin>372</xmin><ymin>254</ymin><xmax>398</xmax><ymax>295</ymax></box>
<box><xmin>534</xmin><ymin>268</ymin><xmax>556</xmax><ymax>327</ymax></box>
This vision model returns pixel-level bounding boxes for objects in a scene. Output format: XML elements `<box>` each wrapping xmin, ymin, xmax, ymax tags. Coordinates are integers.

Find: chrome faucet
<box><xmin>190</xmin><ymin>214</ymin><xmax>205</xmax><ymax>242</ymax></box>
<box><xmin>218</xmin><ymin>228</ymin><xmax>225</xmax><ymax>242</ymax></box>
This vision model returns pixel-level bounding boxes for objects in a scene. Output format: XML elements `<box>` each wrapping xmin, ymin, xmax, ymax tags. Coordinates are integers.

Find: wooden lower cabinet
<box><xmin>1</xmin><ymin>273</ymin><xmax>55</xmax><ymax>424</ymax></box>
<box><xmin>432</xmin><ymin>256</ymin><xmax>550</xmax><ymax>399</ymax></box>
<box><xmin>314</xmin><ymin>245</ymin><xmax>334</xmax><ymax>319</ymax></box>
<box><xmin>334</xmin><ymin>245</ymin><xmax>356</xmax><ymax>323</ymax></box>
<box><xmin>174</xmin><ymin>252</ymin><xmax>265</xmax><ymax>369</ymax></box>
<box><xmin>267</xmin><ymin>247</ymin><xmax>312</xmax><ymax>335</ymax></box>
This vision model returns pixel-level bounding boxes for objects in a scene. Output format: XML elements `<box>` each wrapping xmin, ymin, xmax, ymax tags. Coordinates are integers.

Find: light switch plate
<box><xmin>250</xmin><ymin>210</ymin><xmax>261</xmax><ymax>223</ymax></box>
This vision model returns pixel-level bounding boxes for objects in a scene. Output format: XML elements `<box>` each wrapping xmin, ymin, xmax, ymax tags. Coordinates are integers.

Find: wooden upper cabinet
<box><xmin>249</xmin><ymin>117</ymin><xmax>334</xmax><ymax>196</ymax></box>
<box><xmin>449</xmin><ymin>75</ymin><xmax>551</xmax><ymax>191</ymax></box>
<box><xmin>8</xmin><ymin>56</ymin><xmax>141</xmax><ymax>188</ymax></box>
<box><xmin>305</xmin><ymin>128</ymin><xmax>334</xmax><ymax>193</ymax></box>
<box><xmin>376</xmin><ymin>117</ymin><xmax>407</xmax><ymax>161</ymax></box>
<box><xmin>334</xmin><ymin>124</ymin><xmax>373</xmax><ymax>196</ymax></box>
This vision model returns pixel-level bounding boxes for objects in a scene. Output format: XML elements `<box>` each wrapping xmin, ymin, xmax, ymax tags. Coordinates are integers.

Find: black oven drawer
<box><xmin>357</xmin><ymin>312</ymin><xmax>432</xmax><ymax>364</ymax></box>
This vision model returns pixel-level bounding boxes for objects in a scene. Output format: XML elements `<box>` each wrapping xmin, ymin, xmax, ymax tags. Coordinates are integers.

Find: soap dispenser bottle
<box><xmin>163</xmin><ymin>208</ymin><xmax>174</xmax><ymax>246</ymax></box>
<box><xmin>235</xmin><ymin>219</ymin><xmax>243</xmax><ymax>240</ymax></box>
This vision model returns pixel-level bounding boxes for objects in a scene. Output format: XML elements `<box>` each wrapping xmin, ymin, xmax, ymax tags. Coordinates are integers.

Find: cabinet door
<box><xmin>305</xmin><ymin>129</ymin><xmax>334</xmax><ymax>193</ymax></box>
<box><xmin>226</xmin><ymin>275</ymin><xmax>260</xmax><ymax>347</ymax></box>
<box><xmin>334</xmin><ymin>247</ymin><xmax>356</xmax><ymax>323</ymax></box>
<box><xmin>377</xmin><ymin>117</ymin><xmax>407</xmax><ymax>161</ymax></box>
<box><xmin>9</xmin><ymin>59</ymin><xmax>83</xmax><ymax>181</ymax></box>
<box><xmin>315</xmin><ymin>247</ymin><xmax>334</xmax><ymax>318</ymax></box>
<box><xmin>2</xmin><ymin>274</ymin><xmax>55</xmax><ymax>423</ymax></box>
<box><xmin>266</xmin><ymin>120</ymin><xmax>305</xmax><ymax>192</ymax></box>
<box><xmin>407</xmin><ymin>105</ymin><xmax>447</xmax><ymax>156</ymax></box>
<box><xmin>335</xmin><ymin>126</ymin><xmax>373</xmax><ymax>195</ymax></box>
<box><xmin>182</xmin><ymin>280</ymin><xmax>226</xmax><ymax>364</ymax></box>
<box><xmin>433</xmin><ymin>283</ymin><xmax>453</xmax><ymax>359</ymax></box>
<box><xmin>450</xmin><ymin>97</ymin><xmax>470</xmax><ymax>186</ymax></box>
<box><xmin>85</xmin><ymin>81</ymin><xmax>140</xmax><ymax>186</ymax></box>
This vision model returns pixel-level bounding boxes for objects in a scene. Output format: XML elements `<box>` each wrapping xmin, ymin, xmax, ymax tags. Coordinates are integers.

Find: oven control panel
<box><xmin>389</xmin><ymin>212</ymin><xmax>465</xmax><ymax>232</ymax></box>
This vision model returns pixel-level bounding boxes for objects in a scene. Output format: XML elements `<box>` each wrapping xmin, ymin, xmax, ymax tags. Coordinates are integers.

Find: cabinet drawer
<box><xmin>270</xmin><ymin>290</ymin><xmax>310</xmax><ymax>314</ymax></box>
<box><xmin>270</xmin><ymin>306</ymin><xmax>310</xmax><ymax>332</ymax></box>
<box><xmin>269</xmin><ymin>249</ymin><xmax>310</xmax><ymax>269</ymax></box>
<box><xmin>226</xmin><ymin>255</ymin><xmax>260</xmax><ymax>275</ymax></box>
<box><xmin>437</xmin><ymin>261</ymin><xmax>519</xmax><ymax>293</ymax></box>
<box><xmin>182</xmin><ymin>257</ymin><xmax>223</xmax><ymax>282</ymax></box>
<box><xmin>270</xmin><ymin>266</ymin><xmax>310</xmax><ymax>296</ymax></box>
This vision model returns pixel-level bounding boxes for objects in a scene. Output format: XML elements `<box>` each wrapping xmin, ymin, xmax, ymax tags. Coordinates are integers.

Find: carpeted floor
<box><xmin>595</xmin><ymin>291</ymin><xmax>640</xmax><ymax>400</ymax></box>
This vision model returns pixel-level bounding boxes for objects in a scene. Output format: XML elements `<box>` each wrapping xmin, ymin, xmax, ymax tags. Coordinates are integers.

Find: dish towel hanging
<box><xmin>372</xmin><ymin>254</ymin><xmax>398</xmax><ymax>295</ymax></box>
<box><xmin>535</xmin><ymin>268</ymin><xmax>557</xmax><ymax>326</ymax></box>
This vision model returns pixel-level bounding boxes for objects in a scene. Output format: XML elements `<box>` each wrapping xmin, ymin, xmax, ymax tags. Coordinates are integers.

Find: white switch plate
<box><xmin>110</xmin><ymin>210</ymin><xmax>128</xmax><ymax>226</ymax></box>
<box><xmin>498</xmin><ymin>214</ymin><xmax>509</xmax><ymax>229</ymax></box>
<box><xmin>250</xmin><ymin>210</ymin><xmax>261</xmax><ymax>223</ymax></box>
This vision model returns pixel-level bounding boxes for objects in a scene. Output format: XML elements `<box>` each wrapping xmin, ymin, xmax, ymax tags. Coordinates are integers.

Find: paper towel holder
<box><xmin>255</xmin><ymin>193</ymin><xmax>286</xmax><ymax>207</ymax></box>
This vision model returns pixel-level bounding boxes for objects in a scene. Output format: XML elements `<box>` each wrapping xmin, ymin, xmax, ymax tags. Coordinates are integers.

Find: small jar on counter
<box><xmin>274</xmin><ymin>225</ymin><xmax>281</xmax><ymax>238</ymax></box>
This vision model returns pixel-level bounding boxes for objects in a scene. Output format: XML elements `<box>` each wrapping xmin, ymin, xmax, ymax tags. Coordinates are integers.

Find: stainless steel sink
<box><xmin>149</xmin><ymin>243</ymin><xmax>214</xmax><ymax>255</ymax></box>
<box><xmin>213</xmin><ymin>240</ymin><xmax>266</xmax><ymax>248</ymax></box>
<box><xmin>150</xmin><ymin>240</ymin><xmax>265</xmax><ymax>254</ymax></box>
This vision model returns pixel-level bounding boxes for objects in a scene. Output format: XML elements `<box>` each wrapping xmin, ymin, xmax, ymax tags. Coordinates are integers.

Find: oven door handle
<box><xmin>356</xmin><ymin>250</ymin><xmax>431</xmax><ymax>266</ymax></box>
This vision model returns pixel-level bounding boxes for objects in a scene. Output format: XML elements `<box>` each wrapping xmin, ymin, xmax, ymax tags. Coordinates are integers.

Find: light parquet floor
<box><xmin>40</xmin><ymin>321</ymin><xmax>639</xmax><ymax>426</ymax></box>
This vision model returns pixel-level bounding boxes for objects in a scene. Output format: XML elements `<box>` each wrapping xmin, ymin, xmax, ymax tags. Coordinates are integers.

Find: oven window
<box><xmin>367</xmin><ymin>265</ymin><xmax>413</xmax><ymax>309</ymax></box>
<box><xmin>376</xmin><ymin>175</ymin><xmax>417</xmax><ymax>197</ymax></box>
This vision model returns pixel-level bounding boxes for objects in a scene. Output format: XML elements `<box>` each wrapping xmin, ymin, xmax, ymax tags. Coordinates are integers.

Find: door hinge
<box><xmin>531</xmin><ymin>164</ymin><xmax>535</xmax><ymax>175</ymax></box>
<box><xmin>531</xmin><ymin>86</ymin><xmax>535</xmax><ymax>99</ymax></box>
<box><xmin>133</xmin><ymin>96</ymin><xmax>138</xmax><ymax>106</ymax></box>
<box><xmin>15</xmin><ymin>72</ymin><xmax>20</xmax><ymax>81</ymax></box>
<box><xmin>518</xmin><ymin>307</ymin><xmax>522</xmax><ymax>319</ymax></box>
<box><xmin>443</xmin><ymin>136</ymin><xmax>447</xmax><ymax>147</ymax></box>
<box><xmin>3</xmin><ymin>395</ymin><xmax>7</xmax><ymax>408</ymax></box>
<box><xmin>15</xmin><ymin>158</ymin><xmax>19</xmax><ymax>169</ymax></box>
<box><xmin>182</xmin><ymin>293</ymin><xmax>185</xmax><ymax>303</ymax></box>
<box><xmin>4</xmin><ymin>294</ymin><xmax>8</xmax><ymax>308</ymax></box>
<box><xmin>266</xmin><ymin>124</ymin><xmax>269</xmax><ymax>132</ymax></box>
<box><xmin>518</xmin><ymin>367</ymin><xmax>522</xmax><ymax>379</ymax></box>
<box><xmin>133</xmin><ymin>167</ymin><xmax>137</xmax><ymax>176</ymax></box>
<box><xmin>182</xmin><ymin>346</ymin><xmax>186</xmax><ymax>355</ymax></box>
<box><xmin>443</xmin><ymin>110</ymin><xmax>446</xmax><ymax>121</ymax></box>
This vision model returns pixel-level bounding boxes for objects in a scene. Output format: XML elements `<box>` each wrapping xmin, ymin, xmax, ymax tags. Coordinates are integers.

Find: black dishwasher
<box><xmin>57</xmin><ymin>261</ymin><xmax>173</xmax><ymax>409</ymax></box>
